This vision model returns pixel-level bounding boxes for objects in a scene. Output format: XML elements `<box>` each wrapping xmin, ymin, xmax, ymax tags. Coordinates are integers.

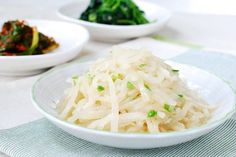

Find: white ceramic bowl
<box><xmin>57</xmin><ymin>0</ymin><xmax>171</xmax><ymax>42</ymax></box>
<box><xmin>0</xmin><ymin>19</ymin><xmax>89</xmax><ymax>76</ymax></box>
<box><xmin>32</xmin><ymin>61</ymin><xmax>235</xmax><ymax>149</ymax></box>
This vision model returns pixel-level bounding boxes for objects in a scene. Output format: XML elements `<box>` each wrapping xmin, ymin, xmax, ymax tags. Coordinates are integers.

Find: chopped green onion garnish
<box><xmin>72</xmin><ymin>75</ymin><xmax>79</xmax><ymax>85</ymax></box>
<box><xmin>178</xmin><ymin>94</ymin><xmax>184</xmax><ymax>98</ymax></box>
<box><xmin>172</xmin><ymin>69</ymin><xmax>179</xmax><ymax>73</ymax></box>
<box><xmin>144</xmin><ymin>83</ymin><xmax>151</xmax><ymax>91</ymax></box>
<box><xmin>97</xmin><ymin>85</ymin><xmax>105</xmax><ymax>92</ymax></box>
<box><xmin>118</xmin><ymin>73</ymin><xmax>122</xmax><ymax>78</ymax></box>
<box><xmin>112</xmin><ymin>73</ymin><xmax>122</xmax><ymax>82</ymax></box>
<box><xmin>163</xmin><ymin>103</ymin><xmax>175</xmax><ymax>112</ymax></box>
<box><xmin>139</xmin><ymin>64</ymin><xmax>146</xmax><ymax>68</ymax></box>
<box><xmin>127</xmin><ymin>81</ymin><xmax>135</xmax><ymax>89</ymax></box>
<box><xmin>147</xmin><ymin>110</ymin><xmax>157</xmax><ymax>118</ymax></box>
<box><xmin>112</xmin><ymin>75</ymin><xmax>117</xmax><ymax>82</ymax></box>
<box><xmin>72</xmin><ymin>75</ymin><xmax>79</xmax><ymax>80</ymax></box>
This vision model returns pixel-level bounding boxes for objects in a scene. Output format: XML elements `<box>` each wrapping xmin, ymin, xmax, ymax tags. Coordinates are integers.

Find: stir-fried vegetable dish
<box><xmin>0</xmin><ymin>20</ymin><xmax>59</xmax><ymax>56</ymax></box>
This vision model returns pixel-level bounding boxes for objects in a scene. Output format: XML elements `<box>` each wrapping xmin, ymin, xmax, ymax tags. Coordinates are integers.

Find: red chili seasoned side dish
<box><xmin>0</xmin><ymin>20</ymin><xmax>59</xmax><ymax>56</ymax></box>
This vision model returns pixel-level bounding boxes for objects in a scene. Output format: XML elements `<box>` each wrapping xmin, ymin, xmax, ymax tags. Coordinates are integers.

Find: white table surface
<box><xmin>1</xmin><ymin>0</ymin><xmax>236</xmax><ymax>156</ymax></box>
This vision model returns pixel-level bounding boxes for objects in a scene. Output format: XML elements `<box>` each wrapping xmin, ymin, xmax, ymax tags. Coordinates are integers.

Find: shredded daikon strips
<box><xmin>57</xmin><ymin>47</ymin><xmax>213</xmax><ymax>133</ymax></box>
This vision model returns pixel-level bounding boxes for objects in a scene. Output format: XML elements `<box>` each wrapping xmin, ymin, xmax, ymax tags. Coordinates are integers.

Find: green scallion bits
<box><xmin>72</xmin><ymin>75</ymin><xmax>79</xmax><ymax>85</ymax></box>
<box><xmin>127</xmin><ymin>81</ymin><xmax>135</xmax><ymax>89</ymax></box>
<box><xmin>147</xmin><ymin>110</ymin><xmax>157</xmax><ymax>118</ymax></box>
<box><xmin>139</xmin><ymin>64</ymin><xmax>146</xmax><ymax>68</ymax></box>
<box><xmin>72</xmin><ymin>75</ymin><xmax>79</xmax><ymax>80</ymax></box>
<box><xmin>163</xmin><ymin>103</ymin><xmax>175</xmax><ymax>112</ymax></box>
<box><xmin>97</xmin><ymin>85</ymin><xmax>105</xmax><ymax>92</ymax></box>
<box><xmin>112</xmin><ymin>73</ymin><xmax>122</xmax><ymax>82</ymax></box>
<box><xmin>112</xmin><ymin>75</ymin><xmax>118</xmax><ymax>82</ymax></box>
<box><xmin>144</xmin><ymin>83</ymin><xmax>151</xmax><ymax>91</ymax></box>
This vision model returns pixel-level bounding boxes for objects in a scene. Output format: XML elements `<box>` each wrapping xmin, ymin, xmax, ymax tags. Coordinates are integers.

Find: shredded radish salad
<box><xmin>57</xmin><ymin>48</ymin><xmax>213</xmax><ymax>133</ymax></box>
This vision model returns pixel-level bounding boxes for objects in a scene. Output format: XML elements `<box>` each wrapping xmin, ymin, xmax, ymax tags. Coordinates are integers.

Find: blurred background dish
<box><xmin>0</xmin><ymin>20</ymin><xmax>60</xmax><ymax>56</ymax></box>
<box><xmin>57</xmin><ymin>0</ymin><xmax>171</xmax><ymax>42</ymax></box>
<box><xmin>0</xmin><ymin>19</ymin><xmax>89</xmax><ymax>76</ymax></box>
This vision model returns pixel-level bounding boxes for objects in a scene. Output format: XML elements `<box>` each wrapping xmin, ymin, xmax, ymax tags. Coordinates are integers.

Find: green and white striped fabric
<box><xmin>1</xmin><ymin>118</ymin><xmax>236</xmax><ymax>157</ymax></box>
<box><xmin>0</xmin><ymin>50</ymin><xmax>236</xmax><ymax>157</ymax></box>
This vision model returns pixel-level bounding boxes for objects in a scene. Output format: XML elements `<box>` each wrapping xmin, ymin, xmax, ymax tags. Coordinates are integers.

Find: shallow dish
<box><xmin>57</xmin><ymin>0</ymin><xmax>171</xmax><ymax>42</ymax></box>
<box><xmin>0</xmin><ymin>19</ymin><xmax>89</xmax><ymax>76</ymax></box>
<box><xmin>31</xmin><ymin>61</ymin><xmax>235</xmax><ymax>149</ymax></box>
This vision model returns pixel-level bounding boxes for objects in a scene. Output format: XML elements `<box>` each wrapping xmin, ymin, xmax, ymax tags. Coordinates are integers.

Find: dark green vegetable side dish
<box><xmin>80</xmin><ymin>0</ymin><xmax>149</xmax><ymax>25</ymax></box>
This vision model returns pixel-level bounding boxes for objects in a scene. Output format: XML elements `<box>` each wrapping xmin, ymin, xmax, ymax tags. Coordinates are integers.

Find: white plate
<box><xmin>57</xmin><ymin>0</ymin><xmax>171</xmax><ymax>42</ymax></box>
<box><xmin>31</xmin><ymin>60</ymin><xmax>235</xmax><ymax>149</ymax></box>
<box><xmin>0</xmin><ymin>19</ymin><xmax>89</xmax><ymax>76</ymax></box>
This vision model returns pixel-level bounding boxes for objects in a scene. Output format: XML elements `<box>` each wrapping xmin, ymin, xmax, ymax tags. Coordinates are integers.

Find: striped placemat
<box><xmin>1</xmin><ymin>118</ymin><xmax>236</xmax><ymax>157</ymax></box>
